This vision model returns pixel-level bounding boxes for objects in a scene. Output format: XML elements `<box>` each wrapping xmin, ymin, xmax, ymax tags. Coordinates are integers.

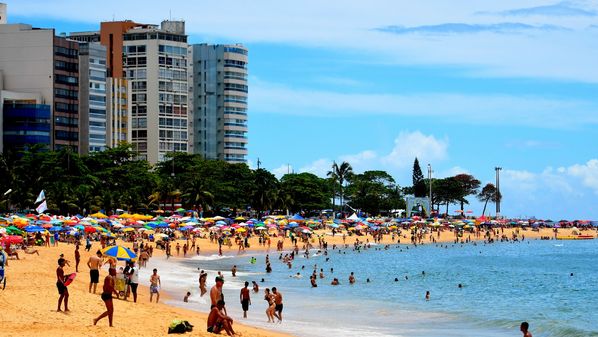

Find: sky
<box><xmin>5</xmin><ymin>0</ymin><xmax>598</xmax><ymax>219</ymax></box>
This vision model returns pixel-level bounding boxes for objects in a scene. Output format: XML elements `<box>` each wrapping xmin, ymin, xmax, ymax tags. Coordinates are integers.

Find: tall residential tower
<box><xmin>191</xmin><ymin>44</ymin><xmax>248</xmax><ymax>163</ymax></box>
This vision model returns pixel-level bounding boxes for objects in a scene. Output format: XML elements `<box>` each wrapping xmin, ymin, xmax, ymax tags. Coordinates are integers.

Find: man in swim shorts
<box><xmin>87</xmin><ymin>250</ymin><xmax>103</xmax><ymax>293</ymax></box>
<box><xmin>207</xmin><ymin>300</ymin><xmax>236</xmax><ymax>336</ymax></box>
<box><xmin>272</xmin><ymin>287</ymin><xmax>283</xmax><ymax>322</ymax></box>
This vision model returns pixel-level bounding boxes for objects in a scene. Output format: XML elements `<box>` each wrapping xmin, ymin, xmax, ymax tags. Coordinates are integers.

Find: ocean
<box><xmin>139</xmin><ymin>239</ymin><xmax>598</xmax><ymax>337</ymax></box>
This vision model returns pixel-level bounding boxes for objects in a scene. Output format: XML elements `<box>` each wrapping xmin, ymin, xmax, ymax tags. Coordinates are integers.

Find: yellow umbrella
<box><xmin>122</xmin><ymin>227</ymin><xmax>135</xmax><ymax>232</ymax></box>
<box><xmin>91</xmin><ymin>212</ymin><xmax>108</xmax><ymax>219</ymax></box>
<box><xmin>236</xmin><ymin>228</ymin><xmax>247</xmax><ymax>233</ymax></box>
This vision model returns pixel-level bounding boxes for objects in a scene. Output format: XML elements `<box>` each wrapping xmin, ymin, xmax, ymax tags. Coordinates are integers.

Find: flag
<box><xmin>36</xmin><ymin>200</ymin><xmax>47</xmax><ymax>214</ymax></box>
<box><xmin>35</xmin><ymin>190</ymin><xmax>45</xmax><ymax>204</ymax></box>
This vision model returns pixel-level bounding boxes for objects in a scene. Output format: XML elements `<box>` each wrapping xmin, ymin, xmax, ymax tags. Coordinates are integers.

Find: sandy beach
<box><xmin>0</xmin><ymin>226</ymin><xmax>590</xmax><ymax>337</ymax></box>
<box><xmin>0</xmin><ymin>242</ymin><xmax>292</xmax><ymax>337</ymax></box>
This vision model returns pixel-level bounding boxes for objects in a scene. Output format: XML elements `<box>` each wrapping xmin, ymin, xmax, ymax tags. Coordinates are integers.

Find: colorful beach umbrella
<box><xmin>101</xmin><ymin>245</ymin><xmax>137</xmax><ymax>261</ymax></box>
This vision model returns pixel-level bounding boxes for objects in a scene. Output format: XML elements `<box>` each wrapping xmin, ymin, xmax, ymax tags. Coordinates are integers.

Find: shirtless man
<box><xmin>87</xmin><ymin>250</ymin><xmax>103</xmax><ymax>293</ymax></box>
<box><xmin>210</xmin><ymin>276</ymin><xmax>228</xmax><ymax>315</ymax></box>
<box><xmin>207</xmin><ymin>300</ymin><xmax>236</xmax><ymax>336</ymax></box>
<box><xmin>150</xmin><ymin>268</ymin><xmax>161</xmax><ymax>303</ymax></box>
<box><xmin>520</xmin><ymin>322</ymin><xmax>533</xmax><ymax>337</ymax></box>
<box><xmin>240</xmin><ymin>281</ymin><xmax>251</xmax><ymax>318</ymax></box>
<box><xmin>74</xmin><ymin>244</ymin><xmax>81</xmax><ymax>272</ymax></box>
<box><xmin>349</xmin><ymin>272</ymin><xmax>356</xmax><ymax>284</ymax></box>
<box><xmin>272</xmin><ymin>287</ymin><xmax>283</xmax><ymax>323</ymax></box>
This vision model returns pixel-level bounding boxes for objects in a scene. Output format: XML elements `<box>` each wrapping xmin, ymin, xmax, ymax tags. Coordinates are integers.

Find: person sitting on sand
<box><xmin>520</xmin><ymin>322</ymin><xmax>532</xmax><ymax>337</ymax></box>
<box><xmin>5</xmin><ymin>245</ymin><xmax>19</xmax><ymax>260</ymax></box>
<box><xmin>207</xmin><ymin>300</ymin><xmax>237</xmax><ymax>336</ymax></box>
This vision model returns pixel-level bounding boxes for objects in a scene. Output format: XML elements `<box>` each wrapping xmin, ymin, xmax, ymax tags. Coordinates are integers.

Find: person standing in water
<box><xmin>520</xmin><ymin>322</ymin><xmax>533</xmax><ymax>337</ymax></box>
<box><xmin>240</xmin><ymin>281</ymin><xmax>251</xmax><ymax>318</ymax></box>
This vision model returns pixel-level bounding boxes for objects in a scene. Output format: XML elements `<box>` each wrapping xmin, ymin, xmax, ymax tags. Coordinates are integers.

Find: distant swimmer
<box><xmin>331</xmin><ymin>278</ymin><xmax>340</xmax><ymax>285</ymax></box>
<box><xmin>520</xmin><ymin>322</ymin><xmax>533</xmax><ymax>337</ymax></box>
<box><xmin>425</xmin><ymin>291</ymin><xmax>430</xmax><ymax>301</ymax></box>
<box><xmin>250</xmin><ymin>257</ymin><xmax>257</xmax><ymax>264</ymax></box>
<box><xmin>349</xmin><ymin>272</ymin><xmax>356</xmax><ymax>284</ymax></box>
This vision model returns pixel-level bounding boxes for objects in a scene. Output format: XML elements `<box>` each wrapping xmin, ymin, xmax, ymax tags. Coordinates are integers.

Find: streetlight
<box><xmin>495</xmin><ymin>167</ymin><xmax>502</xmax><ymax>218</ymax></box>
<box><xmin>427</xmin><ymin>164</ymin><xmax>433</xmax><ymax>214</ymax></box>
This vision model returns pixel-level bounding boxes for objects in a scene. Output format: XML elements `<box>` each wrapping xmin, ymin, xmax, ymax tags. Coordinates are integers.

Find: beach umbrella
<box><xmin>101</xmin><ymin>245</ymin><xmax>137</xmax><ymax>261</ymax></box>
<box><xmin>84</xmin><ymin>226</ymin><xmax>97</xmax><ymax>233</ymax></box>
<box><xmin>49</xmin><ymin>226</ymin><xmax>63</xmax><ymax>232</ymax></box>
<box><xmin>122</xmin><ymin>227</ymin><xmax>135</xmax><ymax>232</ymax></box>
<box><xmin>24</xmin><ymin>225</ymin><xmax>45</xmax><ymax>233</ymax></box>
<box><xmin>236</xmin><ymin>228</ymin><xmax>247</xmax><ymax>233</ymax></box>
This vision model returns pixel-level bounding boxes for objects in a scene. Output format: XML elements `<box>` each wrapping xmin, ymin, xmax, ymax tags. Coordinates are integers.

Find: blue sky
<box><xmin>5</xmin><ymin>0</ymin><xmax>598</xmax><ymax>219</ymax></box>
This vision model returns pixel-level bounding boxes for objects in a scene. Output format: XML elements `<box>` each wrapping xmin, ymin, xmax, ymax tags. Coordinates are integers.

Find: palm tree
<box><xmin>182</xmin><ymin>178</ymin><xmax>214</xmax><ymax>211</ymax></box>
<box><xmin>477</xmin><ymin>183</ymin><xmax>502</xmax><ymax>216</ymax></box>
<box><xmin>329</xmin><ymin>161</ymin><xmax>353</xmax><ymax>214</ymax></box>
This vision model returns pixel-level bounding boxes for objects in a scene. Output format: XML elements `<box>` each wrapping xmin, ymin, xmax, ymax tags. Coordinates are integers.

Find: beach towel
<box><xmin>167</xmin><ymin>320</ymin><xmax>193</xmax><ymax>334</ymax></box>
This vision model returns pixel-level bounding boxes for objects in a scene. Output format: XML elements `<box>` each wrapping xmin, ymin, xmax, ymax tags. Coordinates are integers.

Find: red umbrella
<box><xmin>1</xmin><ymin>235</ymin><xmax>24</xmax><ymax>245</ymax></box>
<box><xmin>84</xmin><ymin>226</ymin><xmax>96</xmax><ymax>233</ymax></box>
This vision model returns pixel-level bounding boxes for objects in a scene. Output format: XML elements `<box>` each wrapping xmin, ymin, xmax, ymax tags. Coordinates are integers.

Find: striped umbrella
<box><xmin>101</xmin><ymin>245</ymin><xmax>137</xmax><ymax>261</ymax></box>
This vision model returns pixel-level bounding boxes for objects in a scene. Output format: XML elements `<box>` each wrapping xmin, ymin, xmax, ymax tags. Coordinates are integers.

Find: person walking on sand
<box><xmin>240</xmin><ymin>281</ymin><xmax>251</xmax><ymax>318</ymax></box>
<box><xmin>94</xmin><ymin>267</ymin><xmax>116</xmax><ymax>327</ymax></box>
<box><xmin>149</xmin><ymin>268</ymin><xmax>161</xmax><ymax>303</ymax></box>
<box><xmin>272</xmin><ymin>287</ymin><xmax>283</xmax><ymax>323</ymax></box>
<box><xmin>520</xmin><ymin>322</ymin><xmax>533</xmax><ymax>337</ymax></box>
<box><xmin>87</xmin><ymin>250</ymin><xmax>103</xmax><ymax>293</ymax></box>
<box><xmin>74</xmin><ymin>244</ymin><xmax>81</xmax><ymax>272</ymax></box>
<box><xmin>56</xmin><ymin>258</ymin><xmax>69</xmax><ymax>312</ymax></box>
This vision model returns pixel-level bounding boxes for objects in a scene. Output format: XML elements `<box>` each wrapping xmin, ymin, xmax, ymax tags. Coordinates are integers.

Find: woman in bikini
<box><xmin>94</xmin><ymin>268</ymin><xmax>116</xmax><ymax>326</ymax></box>
<box><xmin>264</xmin><ymin>288</ymin><xmax>276</xmax><ymax>323</ymax></box>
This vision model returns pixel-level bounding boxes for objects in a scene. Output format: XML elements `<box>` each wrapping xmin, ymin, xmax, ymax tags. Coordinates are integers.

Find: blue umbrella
<box><xmin>49</xmin><ymin>226</ymin><xmax>63</xmax><ymax>232</ymax></box>
<box><xmin>24</xmin><ymin>225</ymin><xmax>45</xmax><ymax>233</ymax></box>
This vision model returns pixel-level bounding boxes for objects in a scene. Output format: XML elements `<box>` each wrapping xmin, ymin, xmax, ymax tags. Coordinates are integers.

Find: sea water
<box><xmin>139</xmin><ymin>239</ymin><xmax>598</xmax><ymax>337</ymax></box>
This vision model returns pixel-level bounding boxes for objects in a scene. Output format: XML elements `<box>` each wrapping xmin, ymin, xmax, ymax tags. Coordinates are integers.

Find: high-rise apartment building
<box><xmin>191</xmin><ymin>44</ymin><xmax>248</xmax><ymax>163</ymax></box>
<box><xmin>73</xmin><ymin>20</ymin><xmax>189</xmax><ymax>163</ymax></box>
<box><xmin>106</xmin><ymin>77</ymin><xmax>131</xmax><ymax>148</ymax></box>
<box><xmin>78</xmin><ymin>42</ymin><xmax>107</xmax><ymax>153</ymax></box>
<box><xmin>0</xmin><ymin>10</ymin><xmax>80</xmax><ymax>152</ymax></box>
<box><xmin>121</xmin><ymin>21</ymin><xmax>189</xmax><ymax>163</ymax></box>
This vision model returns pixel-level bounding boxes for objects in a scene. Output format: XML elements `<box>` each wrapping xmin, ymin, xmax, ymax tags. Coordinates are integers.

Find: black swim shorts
<box><xmin>241</xmin><ymin>299</ymin><xmax>249</xmax><ymax>311</ymax></box>
<box><xmin>56</xmin><ymin>281</ymin><xmax>67</xmax><ymax>295</ymax></box>
<box><xmin>90</xmin><ymin>269</ymin><xmax>99</xmax><ymax>283</ymax></box>
<box><xmin>275</xmin><ymin>303</ymin><xmax>283</xmax><ymax>312</ymax></box>
<box><xmin>101</xmin><ymin>292</ymin><xmax>112</xmax><ymax>301</ymax></box>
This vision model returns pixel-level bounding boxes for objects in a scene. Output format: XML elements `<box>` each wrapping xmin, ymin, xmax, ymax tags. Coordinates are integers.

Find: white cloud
<box><xmin>271</xmin><ymin>164</ymin><xmax>293</xmax><ymax>179</ymax></box>
<box><xmin>565</xmin><ymin>159</ymin><xmax>598</xmax><ymax>193</ymax></box>
<box><xmin>381</xmin><ymin>131</ymin><xmax>448</xmax><ymax>168</ymax></box>
<box><xmin>299</xmin><ymin>158</ymin><xmax>332</xmax><ymax>177</ymax></box>
<box><xmin>8</xmin><ymin>0</ymin><xmax>598</xmax><ymax>82</ymax></box>
<box><xmin>250</xmin><ymin>80</ymin><xmax>598</xmax><ymax>128</ymax></box>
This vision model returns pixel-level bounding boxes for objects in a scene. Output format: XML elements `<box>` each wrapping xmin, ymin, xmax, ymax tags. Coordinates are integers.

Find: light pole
<box><xmin>427</xmin><ymin>164</ymin><xmax>433</xmax><ymax>215</ymax></box>
<box><xmin>495</xmin><ymin>167</ymin><xmax>502</xmax><ymax>218</ymax></box>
